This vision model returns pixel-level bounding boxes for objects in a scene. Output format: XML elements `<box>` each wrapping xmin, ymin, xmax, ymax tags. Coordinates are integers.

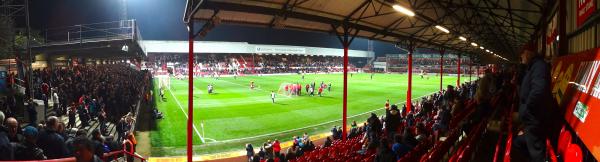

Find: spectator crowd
<box><xmin>0</xmin><ymin>63</ymin><xmax>149</xmax><ymax>161</ymax></box>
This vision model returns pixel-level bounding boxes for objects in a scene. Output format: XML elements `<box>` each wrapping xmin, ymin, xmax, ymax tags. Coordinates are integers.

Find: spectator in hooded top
<box><xmin>14</xmin><ymin>126</ymin><xmax>47</xmax><ymax>160</ymax></box>
<box><xmin>38</xmin><ymin>116</ymin><xmax>69</xmax><ymax>159</ymax></box>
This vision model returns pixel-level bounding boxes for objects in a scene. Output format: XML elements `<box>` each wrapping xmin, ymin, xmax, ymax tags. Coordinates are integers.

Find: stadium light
<box><xmin>480</xmin><ymin>46</ymin><xmax>484</xmax><ymax>49</ymax></box>
<box><xmin>485</xmin><ymin>49</ymin><xmax>490</xmax><ymax>53</ymax></box>
<box><xmin>459</xmin><ymin>36</ymin><xmax>467</xmax><ymax>41</ymax></box>
<box><xmin>471</xmin><ymin>42</ymin><xmax>478</xmax><ymax>47</ymax></box>
<box><xmin>434</xmin><ymin>25</ymin><xmax>450</xmax><ymax>33</ymax></box>
<box><xmin>392</xmin><ymin>5</ymin><xmax>415</xmax><ymax>17</ymax></box>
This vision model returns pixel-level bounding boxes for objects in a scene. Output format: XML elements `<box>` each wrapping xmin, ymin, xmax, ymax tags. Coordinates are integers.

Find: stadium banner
<box><xmin>577</xmin><ymin>0</ymin><xmax>596</xmax><ymax>27</ymax></box>
<box><xmin>551</xmin><ymin>47</ymin><xmax>600</xmax><ymax>159</ymax></box>
<box><xmin>254</xmin><ymin>45</ymin><xmax>306</xmax><ymax>54</ymax></box>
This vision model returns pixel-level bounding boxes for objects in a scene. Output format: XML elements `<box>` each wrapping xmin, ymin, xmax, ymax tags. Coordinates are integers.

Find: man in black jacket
<box><xmin>0</xmin><ymin>111</ymin><xmax>15</xmax><ymax>160</ymax></box>
<box><xmin>38</xmin><ymin>116</ymin><xmax>69</xmax><ymax>159</ymax></box>
<box><xmin>513</xmin><ymin>43</ymin><xmax>553</xmax><ymax>162</ymax></box>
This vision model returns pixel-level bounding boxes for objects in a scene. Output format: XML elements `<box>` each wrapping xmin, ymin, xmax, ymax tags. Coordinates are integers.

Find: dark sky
<box><xmin>26</xmin><ymin>0</ymin><xmax>409</xmax><ymax>56</ymax></box>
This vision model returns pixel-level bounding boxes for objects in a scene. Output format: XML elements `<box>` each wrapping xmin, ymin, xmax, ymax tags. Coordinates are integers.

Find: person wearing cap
<box><xmin>14</xmin><ymin>126</ymin><xmax>47</xmax><ymax>160</ymax></box>
<box><xmin>512</xmin><ymin>42</ymin><xmax>553</xmax><ymax>162</ymax></box>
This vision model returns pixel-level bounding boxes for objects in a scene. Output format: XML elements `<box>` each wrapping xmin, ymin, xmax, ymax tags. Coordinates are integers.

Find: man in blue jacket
<box><xmin>513</xmin><ymin>43</ymin><xmax>553</xmax><ymax>162</ymax></box>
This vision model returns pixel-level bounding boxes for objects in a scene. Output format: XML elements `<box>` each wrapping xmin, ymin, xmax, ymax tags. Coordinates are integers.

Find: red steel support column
<box><xmin>439</xmin><ymin>49</ymin><xmax>444</xmax><ymax>92</ymax></box>
<box><xmin>187</xmin><ymin>23</ymin><xmax>194</xmax><ymax>162</ymax></box>
<box><xmin>342</xmin><ymin>37</ymin><xmax>349</xmax><ymax>141</ymax></box>
<box><xmin>469</xmin><ymin>59</ymin><xmax>472</xmax><ymax>82</ymax></box>
<box><xmin>457</xmin><ymin>54</ymin><xmax>461</xmax><ymax>87</ymax></box>
<box><xmin>407</xmin><ymin>46</ymin><xmax>413</xmax><ymax>114</ymax></box>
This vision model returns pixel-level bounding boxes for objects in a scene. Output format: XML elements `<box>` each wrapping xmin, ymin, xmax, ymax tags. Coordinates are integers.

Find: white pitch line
<box><xmin>205</xmin><ymin>91</ymin><xmax>438</xmax><ymax>144</ymax></box>
<box><xmin>167</xmin><ymin>87</ymin><xmax>206</xmax><ymax>143</ymax></box>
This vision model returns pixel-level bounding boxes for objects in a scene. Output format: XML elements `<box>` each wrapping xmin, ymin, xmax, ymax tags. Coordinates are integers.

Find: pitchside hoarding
<box><xmin>551</xmin><ymin>48</ymin><xmax>600</xmax><ymax>159</ymax></box>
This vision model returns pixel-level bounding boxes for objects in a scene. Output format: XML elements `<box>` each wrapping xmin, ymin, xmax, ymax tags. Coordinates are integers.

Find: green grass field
<box><xmin>149</xmin><ymin>73</ymin><xmax>472</xmax><ymax>156</ymax></box>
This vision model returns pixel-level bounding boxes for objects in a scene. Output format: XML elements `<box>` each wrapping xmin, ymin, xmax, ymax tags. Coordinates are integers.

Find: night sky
<box><xmin>26</xmin><ymin>0</ymin><xmax>408</xmax><ymax>56</ymax></box>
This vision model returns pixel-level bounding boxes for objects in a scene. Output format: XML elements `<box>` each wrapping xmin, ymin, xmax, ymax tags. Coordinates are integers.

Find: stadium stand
<box><xmin>0</xmin><ymin>64</ymin><xmax>150</xmax><ymax>161</ymax></box>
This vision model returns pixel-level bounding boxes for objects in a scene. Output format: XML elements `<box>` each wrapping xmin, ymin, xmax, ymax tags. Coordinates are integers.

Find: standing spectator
<box><xmin>98</xmin><ymin>108</ymin><xmax>107</xmax><ymax>135</ymax></box>
<box><xmin>116</xmin><ymin>118</ymin><xmax>126</xmax><ymax>142</ymax></box>
<box><xmin>27</xmin><ymin>100</ymin><xmax>38</xmax><ymax>126</ymax></box>
<box><xmin>38</xmin><ymin>116</ymin><xmax>69</xmax><ymax>159</ymax></box>
<box><xmin>52</xmin><ymin>91</ymin><xmax>61</xmax><ymax>116</ymax></box>
<box><xmin>385</xmin><ymin>105</ymin><xmax>401</xmax><ymax>139</ymax></box>
<box><xmin>72</xmin><ymin>137</ymin><xmax>103</xmax><ymax>162</ymax></box>
<box><xmin>513</xmin><ymin>43</ymin><xmax>553</xmax><ymax>162</ymax></box>
<box><xmin>331</xmin><ymin>126</ymin><xmax>339</xmax><ymax>140</ymax></box>
<box><xmin>0</xmin><ymin>111</ymin><xmax>15</xmax><ymax>160</ymax></box>
<box><xmin>6</xmin><ymin>117</ymin><xmax>24</xmax><ymax>143</ymax></box>
<box><xmin>14</xmin><ymin>126</ymin><xmax>47</xmax><ymax>160</ymax></box>
<box><xmin>272</xmin><ymin>139</ymin><xmax>281</xmax><ymax>157</ymax></box>
<box><xmin>245</xmin><ymin>143</ymin><xmax>254</xmax><ymax>160</ymax></box>
<box><xmin>67</xmin><ymin>104</ymin><xmax>77</xmax><ymax>128</ymax></box>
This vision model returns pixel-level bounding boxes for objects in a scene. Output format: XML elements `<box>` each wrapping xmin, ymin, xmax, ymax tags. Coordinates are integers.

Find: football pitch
<box><xmin>149</xmin><ymin>73</ymin><xmax>472</xmax><ymax>156</ymax></box>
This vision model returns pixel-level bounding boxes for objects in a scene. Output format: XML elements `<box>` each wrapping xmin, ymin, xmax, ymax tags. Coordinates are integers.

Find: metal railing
<box><xmin>42</xmin><ymin>19</ymin><xmax>140</xmax><ymax>46</ymax></box>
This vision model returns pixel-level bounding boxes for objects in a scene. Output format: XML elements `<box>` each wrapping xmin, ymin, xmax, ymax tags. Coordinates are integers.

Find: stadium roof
<box><xmin>184</xmin><ymin>0</ymin><xmax>550</xmax><ymax>62</ymax></box>
<box><xmin>143</xmin><ymin>40</ymin><xmax>375</xmax><ymax>57</ymax></box>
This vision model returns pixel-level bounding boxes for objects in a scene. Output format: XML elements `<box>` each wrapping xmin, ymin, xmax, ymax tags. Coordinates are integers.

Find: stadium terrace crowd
<box><xmin>243</xmin><ymin>73</ymin><xmax>497</xmax><ymax>162</ymax></box>
<box><xmin>0</xmin><ymin>64</ymin><xmax>149</xmax><ymax>161</ymax></box>
<box><xmin>146</xmin><ymin>53</ymin><xmax>356</xmax><ymax>76</ymax></box>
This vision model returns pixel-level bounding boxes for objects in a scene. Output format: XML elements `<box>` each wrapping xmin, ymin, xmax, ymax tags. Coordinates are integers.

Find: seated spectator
<box><xmin>285</xmin><ymin>145</ymin><xmax>298</xmax><ymax>160</ymax></box>
<box><xmin>392</xmin><ymin>134</ymin><xmax>410</xmax><ymax>160</ymax></box>
<box><xmin>14</xmin><ymin>126</ymin><xmax>47</xmax><ymax>160</ymax></box>
<box><xmin>323</xmin><ymin>136</ymin><xmax>332</xmax><ymax>148</ymax></box>
<box><xmin>374</xmin><ymin>138</ymin><xmax>395</xmax><ymax>162</ymax></box>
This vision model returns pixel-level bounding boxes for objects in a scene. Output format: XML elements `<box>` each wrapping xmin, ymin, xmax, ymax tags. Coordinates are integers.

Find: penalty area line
<box><xmin>167</xmin><ymin>87</ymin><xmax>206</xmax><ymax>143</ymax></box>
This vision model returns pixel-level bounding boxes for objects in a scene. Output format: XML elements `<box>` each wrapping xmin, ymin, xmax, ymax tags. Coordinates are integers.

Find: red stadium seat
<box><xmin>564</xmin><ymin>143</ymin><xmax>583</xmax><ymax>162</ymax></box>
<box><xmin>558</xmin><ymin>126</ymin><xmax>572</xmax><ymax>155</ymax></box>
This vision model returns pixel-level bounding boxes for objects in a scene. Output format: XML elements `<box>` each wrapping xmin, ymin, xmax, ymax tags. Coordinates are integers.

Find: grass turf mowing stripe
<box><xmin>166</xmin><ymin>87</ymin><xmax>206</xmax><ymax>143</ymax></box>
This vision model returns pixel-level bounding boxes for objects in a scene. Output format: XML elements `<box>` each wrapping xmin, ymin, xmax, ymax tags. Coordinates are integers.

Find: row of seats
<box><xmin>287</xmin><ymin>93</ymin><xmax>479</xmax><ymax>162</ymax></box>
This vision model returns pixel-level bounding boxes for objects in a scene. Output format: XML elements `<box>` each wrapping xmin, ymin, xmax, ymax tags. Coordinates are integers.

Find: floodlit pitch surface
<box><xmin>149</xmin><ymin>73</ymin><xmax>471</xmax><ymax>156</ymax></box>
